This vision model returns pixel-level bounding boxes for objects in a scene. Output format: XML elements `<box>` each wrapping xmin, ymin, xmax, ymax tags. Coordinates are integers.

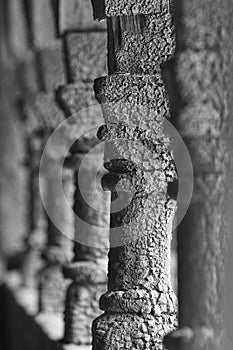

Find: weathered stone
<box><xmin>38</xmin><ymin>41</ymin><xmax>65</xmax><ymax>91</ymax></box>
<box><xmin>92</xmin><ymin>73</ymin><xmax>177</xmax><ymax>349</ymax></box>
<box><xmin>108</xmin><ymin>13</ymin><xmax>175</xmax><ymax>74</ymax></box>
<box><xmin>31</xmin><ymin>0</ymin><xmax>56</xmax><ymax>48</ymax></box>
<box><xmin>59</xmin><ymin>0</ymin><xmax>106</xmax><ymax>34</ymax></box>
<box><xmin>92</xmin><ymin>0</ymin><xmax>171</xmax><ymax>19</ymax></box>
<box><xmin>63</xmin><ymin>152</ymin><xmax>109</xmax><ymax>345</ymax></box>
<box><xmin>94</xmin><ymin>74</ymin><xmax>170</xmax><ymax>133</ymax></box>
<box><xmin>39</xmin><ymin>264</ymin><xmax>69</xmax><ymax>313</ymax></box>
<box><xmin>64</xmin><ymin>283</ymin><xmax>107</xmax><ymax>345</ymax></box>
<box><xmin>39</xmin><ymin>163</ymin><xmax>74</xmax><ymax>313</ymax></box>
<box><xmin>65</xmin><ymin>32</ymin><xmax>107</xmax><ymax>82</ymax></box>
<box><xmin>91</xmin><ymin>0</ymin><xmax>177</xmax><ymax>347</ymax></box>
<box><xmin>63</xmin><ymin>261</ymin><xmax>107</xmax><ymax>284</ymax></box>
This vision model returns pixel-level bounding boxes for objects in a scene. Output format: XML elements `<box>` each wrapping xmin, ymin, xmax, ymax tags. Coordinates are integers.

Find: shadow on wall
<box><xmin>0</xmin><ymin>284</ymin><xmax>61</xmax><ymax>350</ymax></box>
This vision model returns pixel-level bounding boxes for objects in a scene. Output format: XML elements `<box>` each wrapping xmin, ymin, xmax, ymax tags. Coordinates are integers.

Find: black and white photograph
<box><xmin>0</xmin><ymin>1</ymin><xmax>233</xmax><ymax>349</ymax></box>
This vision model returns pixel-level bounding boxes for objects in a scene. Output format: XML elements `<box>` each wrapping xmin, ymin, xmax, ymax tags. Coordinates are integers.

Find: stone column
<box><xmin>164</xmin><ymin>1</ymin><xmax>233</xmax><ymax>350</ymax></box>
<box><xmin>56</xmin><ymin>1</ymin><xmax>109</xmax><ymax>345</ymax></box>
<box><xmin>17</xmin><ymin>0</ymin><xmax>72</xmax><ymax>309</ymax></box>
<box><xmin>38</xmin><ymin>160</ymin><xmax>74</xmax><ymax>313</ymax></box>
<box><xmin>21</xmin><ymin>134</ymin><xmax>47</xmax><ymax>288</ymax></box>
<box><xmin>2</xmin><ymin>0</ymin><xmax>36</xmax><ymax>279</ymax></box>
<box><xmin>91</xmin><ymin>1</ymin><xmax>178</xmax><ymax>349</ymax></box>
<box><xmin>62</xmin><ymin>148</ymin><xmax>109</xmax><ymax>345</ymax></box>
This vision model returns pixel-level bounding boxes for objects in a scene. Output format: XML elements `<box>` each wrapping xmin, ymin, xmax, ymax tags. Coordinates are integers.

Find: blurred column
<box><xmin>26</xmin><ymin>0</ymin><xmax>74</xmax><ymax>311</ymax></box>
<box><xmin>1</xmin><ymin>0</ymin><xmax>32</xmax><ymax>279</ymax></box>
<box><xmin>62</xmin><ymin>147</ymin><xmax>109</xmax><ymax>345</ymax></box>
<box><xmin>39</xmin><ymin>160</ymin><xmax>74</xmax><ymax>313</ymax></box>
<box><xmin>56</xmin><ymin>0</ymin><xmax>109</xmax><ymax>345</ymax></box>
<box><xmin>164</xmin><ymin>1</ymin><xmax>233</xmax><ymax>350</ymax></box>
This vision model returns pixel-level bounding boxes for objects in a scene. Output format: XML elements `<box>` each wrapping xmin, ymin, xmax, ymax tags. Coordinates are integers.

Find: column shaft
<box><xmin>91</xmin><ymin>1</ymin><xmax>178</xmax><ymax>349</ymax></box>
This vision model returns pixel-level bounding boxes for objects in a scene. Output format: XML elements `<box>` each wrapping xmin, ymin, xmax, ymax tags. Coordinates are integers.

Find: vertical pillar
<box><xmin>56</xmin><ymin>2</ymin><xmax>109</xmax><ymax>345</ymax></box>
<box><xmin>164</xmin><ymin>1</ymin><xmax>233</xmax><ymax>350</ymax></box>
<box><xmin>2</xmin><ymin>0</ymin><xmax>32</xmax><ymax>277</ymax></box>
<box><xmin>62</xmin><ymin>149</ymin><xmax>109</xmax><ymax>345</ymax></box>
<box><xmin>22</xmin><ymin>134</ymin><xmax>47</xmax><ymax>288</ymax></box>
<box><xmin>91</xmin><ymin>1</ymin><xmax>178</xmax><ymax>349</ymax></box>
<box><xmin>39</xmin><ymin>160</ymin><xmax>74</xmax><ymax>313</ymax></box>
<box><xmin>22</xmin><ymin>0</ymin><xmax>74</xmax><ymax>311</ymax></box>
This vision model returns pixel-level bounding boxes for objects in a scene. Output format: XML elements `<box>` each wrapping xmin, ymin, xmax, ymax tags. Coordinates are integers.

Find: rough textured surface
<box><xmin>108</xmin><ymin>13</ymin><xmax>175</xmax><ymax>74</ymax></box>
<box><xmin>94</xmin><ymin>74</ymin><xmax>170</xmax><ymax>133</ymax></box>
<box><xmin>92</xmin><ymin>156</ymin><xmax>177</xmax><ymax>349</ymax></box>
<box><xmin>64</xmin><ymin>283</ymin><xmax>107</xmax><ymax>345</ymax></box>
<box><xmin>92</xmin><ymin>0</ymin><xmax>171</xmax><ymax>19</ymax></box>
<box><xmin>92</xmin><ymin>10</ymin><xmax>177</xmax><ymax>350</ymax></box>
<box><xmin>91</xmin><ymin>0</ymin><xmax>178</xmax><ymax>347</ymax></box>
<box><xmin>65</xmin><ymin>33</ymin><xmax>107</xmax><ymax>82</ymax></box>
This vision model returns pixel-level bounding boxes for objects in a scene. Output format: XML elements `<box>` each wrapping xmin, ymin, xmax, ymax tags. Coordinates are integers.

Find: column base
<box><xmin>64</xmin><ymin>281</ymin><xmax>106</xmax><ymax>345</ymax></box>
<box><xmin>93</xmin><ymin>312</ymin><xmax>177</xmax><ymax>350</ymax></box>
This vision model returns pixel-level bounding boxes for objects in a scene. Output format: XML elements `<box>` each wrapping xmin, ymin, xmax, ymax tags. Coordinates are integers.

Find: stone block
<box><xmin>24</xmin><ymin>92</ymin><xmax>65</xmax><ymax>131</ymax></box>
<box><xmin>57</xmin><ymin>82</ymin><xmax>97</xmax><ymax>116</ymax></box>
<box><xmin>92</xmin><ymin>0</ymin><xmax>171</xmax><ymax>19</ymax></box>
<box><xmin>38</xmin><ymin>41</ymin><xmax>66</xmax><ymax>91</ymax></box>
<box><xmin>108</xmin><ymin>13</ymin><xmax>175</xmax><ymax>74</ymax></box>
<box><xmin>65</xmin><ymin>32</ymin><xmax>107</xmax><ymax>82</ymax></box>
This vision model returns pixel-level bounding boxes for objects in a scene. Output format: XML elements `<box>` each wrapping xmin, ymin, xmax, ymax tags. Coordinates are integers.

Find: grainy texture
<box><xmin>91</xmin><ymin>1</ymin><xmax>178</xmax><ymax>348</ymax></box>
<box><xmin>92</xmin><ymin>0</ymin><xmax>171</xmax><ymax>19</ymax></box>
<box><xmin>107</xmin><ymin>13</ymin><xmax>175</xmax><ymax>74</ymax></box>
<box><xmin>93</xmin><ymin>75</ymin><xmax>177</xmax><ymax>350</ymax></box>
<box><xmin>164</xmin><ymin>1</ymin><xmax>233</xmax><ymax>349</ymax></box>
